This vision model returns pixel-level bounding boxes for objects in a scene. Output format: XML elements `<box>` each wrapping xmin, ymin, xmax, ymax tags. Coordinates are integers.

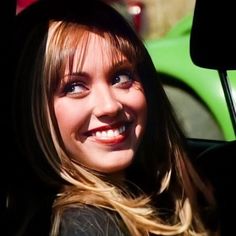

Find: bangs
<box><xmin>45</xmin><ymin>20</ymin><xmax>139</xmax><ymax>96</ymax></box>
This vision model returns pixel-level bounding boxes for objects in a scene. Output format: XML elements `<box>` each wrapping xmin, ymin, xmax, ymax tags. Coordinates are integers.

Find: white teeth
<box><xmin>93</xmin><ymin>125</ymin><xmax>126</xmax><ymax>139</ymax></box>
<box><xmin>107</xmin><ymin>130</ymin><xmax>114</xmax><ymax>137</ymax></box>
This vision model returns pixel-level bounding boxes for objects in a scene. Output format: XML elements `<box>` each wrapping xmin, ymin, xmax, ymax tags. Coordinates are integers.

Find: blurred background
<box><xmin>16</xmin><ymin>0</ymin><xmax>196</xmax><ymax>39</ymax></box>
<box><xmin>126</xmin><ymin>0</ymin><xmax>195</xmax><ymax>39</ymax></box>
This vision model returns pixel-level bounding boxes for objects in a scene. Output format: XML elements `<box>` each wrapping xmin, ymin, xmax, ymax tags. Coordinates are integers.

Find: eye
<box><xmin>112</xmin><ymin>71</ymin><xmax>134</xmax><ymax>88</ymax></box>
<box><xmin>64</xmin><ymin>81</ymin><xmax>89</xmax><ymax>97</ymax></box>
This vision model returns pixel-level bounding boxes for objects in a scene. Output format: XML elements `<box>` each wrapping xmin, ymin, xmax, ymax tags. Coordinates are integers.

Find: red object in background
<box><xmin>127</xmin><ymin>0</ymin><xmax>144</xmax><ymax>34</ymax></box>
<box><xmin>105</xmin><ymin>0</ymin><xmax>144</xmax><ymax>35</ymax></box>
<box><xmin>16</xmin><ymin>0</ymin><xmax>144</xmax><ymax>35</ymax></box>
<box><xmin>16</xmin><ymin>0</ymin><xmax>38</xmax><ymax>14</ymax></box>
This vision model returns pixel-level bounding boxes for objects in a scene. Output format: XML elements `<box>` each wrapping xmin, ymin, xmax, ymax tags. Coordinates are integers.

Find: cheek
<box><xmin>123</xmin><ymin>87</ymin><xmax>147</xmax><ymax>134</ymax></box>
<box><xmin>55</xmin><ymin>101</ymin><xmax>71</xmax><ymax>130</ymax></box>
<box><xmin>130</xmin><ymin>88</ymin><xmax>147</xmax><ymax>122</ymax></box>
<box><xmin>54</xmin><ymin>99</ymin><xmax>85</xmax><ymax>138</ymax></box>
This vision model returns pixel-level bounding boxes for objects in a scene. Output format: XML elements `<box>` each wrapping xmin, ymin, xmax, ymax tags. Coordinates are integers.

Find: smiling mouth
<box><xmin>92</xmin><ymin>125</ymin><xmax>126</xmax><ymax>139</ymax></box>
<box><xmin>85</xmin><ymin>122</ymin><xmax>131</xmax><ymax>144</ymax></box>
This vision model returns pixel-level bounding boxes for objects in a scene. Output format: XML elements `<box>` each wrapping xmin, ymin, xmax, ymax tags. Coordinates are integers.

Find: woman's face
<box><xmin>53</xmin><ymin>31</ymin><xmax>147</xmax><ymax>174</ymax></box>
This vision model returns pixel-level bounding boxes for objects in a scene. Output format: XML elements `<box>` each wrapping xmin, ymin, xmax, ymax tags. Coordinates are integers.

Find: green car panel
<box><xmin>144</xmin><ymin>15</ymin><xmax>236</xmax><ymax>140</ymax></box>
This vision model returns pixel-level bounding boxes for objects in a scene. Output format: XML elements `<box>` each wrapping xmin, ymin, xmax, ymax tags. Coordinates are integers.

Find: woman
<box><xmin>12</xmin><ymin>0</ymin><xmax>218</xmax><ymax>235</ymax></box>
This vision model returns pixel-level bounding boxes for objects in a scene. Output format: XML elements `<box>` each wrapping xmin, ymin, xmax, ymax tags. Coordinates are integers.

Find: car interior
<box><xmin>2</xmin><ymin>0</ymin><xmax>236</xmax><ymax>235</ymax></box>
<box><xmin>189</xmin><ymin>0</ymin><xmax>236</xmax><ymax>235</ymax></box>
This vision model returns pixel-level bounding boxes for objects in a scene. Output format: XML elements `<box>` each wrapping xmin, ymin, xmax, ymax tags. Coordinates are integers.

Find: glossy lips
<box><xmin>85</xmin><ymin>122</ymin><xmax>131</xmax><ymax>145</ymax></box>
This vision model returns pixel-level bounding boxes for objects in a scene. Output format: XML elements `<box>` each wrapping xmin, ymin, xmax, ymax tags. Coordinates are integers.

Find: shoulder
<box><xmin>59</xmin><ymin>205</ymin><xmax>129</xmax><ymax>236</ymax></box>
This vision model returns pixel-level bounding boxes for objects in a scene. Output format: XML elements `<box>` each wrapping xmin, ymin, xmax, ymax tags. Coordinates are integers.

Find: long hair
<box><xmin>14</xmin><ymin>0</ymin><xmax>216</xmax><ymax>235</ymax></box>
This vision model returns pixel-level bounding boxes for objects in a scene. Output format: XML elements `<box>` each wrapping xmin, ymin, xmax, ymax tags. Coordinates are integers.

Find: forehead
<box><xmin>48</xmin><ymin>21</ymin><xmax>128</xmax><ymax>53</ymax></box>
<box><xmin>72</xmin><ymin>30</ymin><xmax>126</xmax><ymax>69</ymax></box>
<box><xmin>60</xmin><ymin>31</ymin><xmax>127</xmax><ymax>76</ymax></box>
<box><xmin>45</xmin><ymin>21</ymin><xmax>139</xmax><ymax>90</ymax></box>
<box><xmin>47</xmin><ymin>21</ymin><xmax>130</xmax><ymax>69</ymax></box>
<box><xmin>79</xmin><ymin>30</ymin><xmax>124</xmax><ymax>54</ymax></box>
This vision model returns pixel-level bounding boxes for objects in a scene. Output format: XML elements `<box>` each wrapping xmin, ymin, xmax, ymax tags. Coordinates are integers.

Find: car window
<box><xmin>138</xmin><ymin>0</ymin><xmax>236</xmax><ymax>141</ymax></box>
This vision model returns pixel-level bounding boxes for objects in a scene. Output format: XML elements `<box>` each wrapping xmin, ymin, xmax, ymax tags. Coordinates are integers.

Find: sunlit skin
<box><xmin>53</xmin><ymin>31</ymin><xmax>147</xmax><ymax>175</ymax></box>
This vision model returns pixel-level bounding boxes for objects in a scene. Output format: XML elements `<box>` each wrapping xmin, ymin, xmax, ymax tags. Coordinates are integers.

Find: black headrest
<box><xmin>190</xmin><ymin>0</ymin><xmax>236</xmax><ymax>70</ymax></box>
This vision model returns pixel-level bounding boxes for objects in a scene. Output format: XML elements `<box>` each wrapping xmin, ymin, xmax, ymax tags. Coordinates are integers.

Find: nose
<box><xmin>92</xmin><ymin>85</ymin><xmax>123</xmax><ymax>118</ymax></box>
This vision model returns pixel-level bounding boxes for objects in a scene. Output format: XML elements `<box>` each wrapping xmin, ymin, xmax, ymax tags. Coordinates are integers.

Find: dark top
<box><xmin>59</xmin><ymin>205</ymin><xmax>130</xmax><ymax>236</ymax></box>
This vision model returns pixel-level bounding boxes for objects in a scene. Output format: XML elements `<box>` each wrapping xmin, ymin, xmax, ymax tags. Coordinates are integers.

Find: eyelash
<box><xmin>112</xmin><ymin>70</ymin><xmax>134</xmax><ymax>88</ymax></box>
<box><xmin>63</xmin><ymin>79</ymin><xmax>88</xmax><ymax>97</ymax></box>
<box><xmin>61</xmin><ymin>69</ymin><xmax>135</xmax><ymax>97</ymax></box>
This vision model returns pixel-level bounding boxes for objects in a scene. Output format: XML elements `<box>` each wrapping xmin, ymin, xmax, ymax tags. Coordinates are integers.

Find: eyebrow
<box><xmin>63</xmin><ymin>71</ymin><xmax>88</xmax><ymax>78</ymax></box>
<box><xmin>108</xmin><ymin>60</ymin><xmax>134</xmax><ymax>75</ymax></box>
<box><xmin>112</xmin><ymin>60</ymin><xmax>133</xmax><ymax>68</ymax></box>
<box><xmin>64</xmin><ymin>59</ymin><xmax>134</xmax><ymax>77</ymax></box>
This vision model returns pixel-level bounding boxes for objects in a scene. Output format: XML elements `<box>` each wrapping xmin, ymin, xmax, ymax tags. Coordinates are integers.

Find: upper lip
<box><xmin>84</xmin><ymin>121</ymin><xmax>131</xmax><ymax>136</ymax></box>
